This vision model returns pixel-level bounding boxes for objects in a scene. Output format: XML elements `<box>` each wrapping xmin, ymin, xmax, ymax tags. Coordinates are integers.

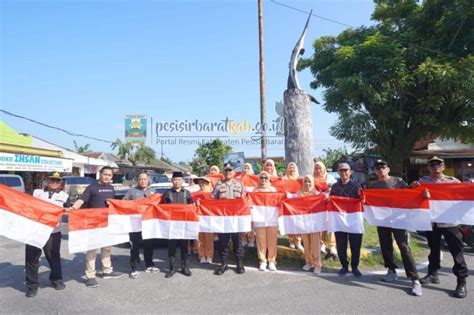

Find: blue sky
<box><xmin>1</xmin><ymin>0</ymin><xmax>375</xmax><ymax>162</ymax></box>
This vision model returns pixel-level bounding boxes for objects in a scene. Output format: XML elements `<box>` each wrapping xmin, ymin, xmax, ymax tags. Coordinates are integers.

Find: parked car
<box><xmin>0</xmin><ymin>174</ymin><xmax>25</xmax><ymax>193</ymax></box>
<box><xmin>62</xmin><ymin>176</ymin><xmax>95</xmax><ymax>203</ymax></box>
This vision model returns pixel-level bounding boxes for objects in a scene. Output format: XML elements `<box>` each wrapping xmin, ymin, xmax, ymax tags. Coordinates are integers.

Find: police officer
<box><xmin>25</xmin><ymin>172</ymin><xmax>69</xmax><ymax>298</ymax></box>
<box><xmin>161</xmin><ymin>171</ymin><xmax>194</xmax><ymax>278</ymax></box>
<box><xmin>212</xmin><ymin>163</ymin><xmax>245</xmax><ymax>275</ymax></box>
<box><xmin>123</xmin><ymin>172</ymin><xmax>158</xmax><ymax>279</ymax></box>
<box><xmin>411</xmin><ymin>156</ymin><xmax>468</xmax><ymax>298</ymax></box>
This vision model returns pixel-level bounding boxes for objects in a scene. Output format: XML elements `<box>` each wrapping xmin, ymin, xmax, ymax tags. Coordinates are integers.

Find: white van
<box><xmin>0</xmin><ymin>174</ymin><xmax>25</xmax><ymax>193</ymax></box>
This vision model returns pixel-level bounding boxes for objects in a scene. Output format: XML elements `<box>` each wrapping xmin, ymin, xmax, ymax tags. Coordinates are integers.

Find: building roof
<box><xmin>412</xmin><ymin>149</ymin><xmax>474</xmax><ymax>158</ymax></box>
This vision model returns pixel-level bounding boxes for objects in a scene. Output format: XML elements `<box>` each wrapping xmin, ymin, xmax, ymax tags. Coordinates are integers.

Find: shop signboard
<box><xmin>0</xmin><ymin>152</ymin><xmax>73</xmax><ymax>172</ymax></box>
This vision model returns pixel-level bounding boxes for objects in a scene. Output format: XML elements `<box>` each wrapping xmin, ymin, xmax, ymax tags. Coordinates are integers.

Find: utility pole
<box><xmin>258</xmin><ymin>0</ymin><xmax>267</xmax><ymax>162</ymax></box>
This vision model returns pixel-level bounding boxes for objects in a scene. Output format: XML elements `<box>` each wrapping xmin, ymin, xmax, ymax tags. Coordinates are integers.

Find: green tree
<box><xmin>73</xmin><ymin>141</ymin><xmax>91</xmax><ymax>153</ymax></box>
<box><xmin>301</xmin><ymin>0</ymin><xmax>474</xmax><ymax>173</ymax></box>
<box><xmin>190</xmin><ymin>139</ymin><xmax>232</xmax><ymax>175</ymax></box>
<box><xmin>320</xmin><ymin>147</ymin><xmax>352</xmax><ymax>171</ymax></box>
<box><xmin>111</xmin><ymin>139</ymin><xmax>156</xmax><ymax>167</ymax></box>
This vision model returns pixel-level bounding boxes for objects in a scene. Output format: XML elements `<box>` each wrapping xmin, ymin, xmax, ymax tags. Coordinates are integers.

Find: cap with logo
<box><xmin>337</xmin><ymin>162</ymin><xmax>351</xmax><ymax>171</ymax></box>
<box><xmin>374</xmin><ymin>159</ymin><xmax>388</xmax><ymax>167</ymax></box>
<box><xmin>428</xmin><ymin>156</ymin><xmax>444</xmax><ymax>164</ymax></box>
<box><xmin>48</xmin><ymin>171</ymin><xmax>63</xmax><ymax>180</ymax></box>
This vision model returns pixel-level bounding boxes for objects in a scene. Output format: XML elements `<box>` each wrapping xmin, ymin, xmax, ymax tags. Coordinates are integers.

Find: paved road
<box><xmin>0</xmin><ymin>229</ymin><xmax>473</xmax><ymax>314</ymax></box>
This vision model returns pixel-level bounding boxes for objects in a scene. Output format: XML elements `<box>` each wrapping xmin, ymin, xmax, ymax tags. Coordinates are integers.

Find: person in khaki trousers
<box><xmin>283</xmin><ymin>162</ymin><xmax>304</xmax><ymax>250</ymax></box>
<box><xmin>69</xmin><ymin>166</ymin><xmax>124</xmax><ymax>288</ymax></box>
<box><xmin>194</xmin><ymin>176</ymin><xmax>215</xmax><ymax>264</ymax></box>
<box><xmin>298</xmin><ymin>175</ymin><xmax>322</xmax><ymax>274</ymax></box>
<box><xmin>253</xmin><ymin>171</ymin><xmax>279</xmax><ymax>272</ymax></box>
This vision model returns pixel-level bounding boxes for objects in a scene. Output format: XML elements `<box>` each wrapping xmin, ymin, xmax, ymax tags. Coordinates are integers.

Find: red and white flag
<box><xmin>0</xmin><ymin>185</ymin><xmax>65</xmax><ymax>248</ymax></box>
<box><xmin>422</xmin><ymin>183</ymin><xmax>474</xmax><ymax>225</ymax></box>
<box><xmin>142</xmin><ymin>204</ymin><xmax>200</xmax><ymax>240</ymax></box>
<box><xmin>198</xmin><ymin>198</ymin><xmax>251</xmax><ymax>233</ymax></box>
<box><xmin>107</xmin><ymin>194</ymin><xmax>162</xmax><ymax>234</ymax></box>
<box><xmin>191</xmin><ymin>191</ymin><xmax>213</xmax><ymax>202</ymax></box>
<box><xmin>240</xmin><ymin>175</ymin><xmax>259</xmax><ymax>192</ymax></box>
<box><xmin>279</xmin><ymin>194</ymin><xmax>328</xmax><ymax>235</ymax></box>
<box><xmin>363</xmin><ymin>189</ymin><xmax>432</xmax><ymax>231</ymax></box>
<box><xmin>247</xmin><ymin>192</ymin><xmax>287</xmax><ymax>227</ymax></box>
<box><xmin>327</xmin><ymin>196</ymin><xmax>364</xmax><ymax>234</ymax></box>
<box><xmin>272</xmin><ymin>179</ymin><xmax>303</xmax><ymax>194</ymax></box>
<box><xmin>68</xmin><ymin>208</ymin><xmax>129</xmax><ymax>253</ymax></box>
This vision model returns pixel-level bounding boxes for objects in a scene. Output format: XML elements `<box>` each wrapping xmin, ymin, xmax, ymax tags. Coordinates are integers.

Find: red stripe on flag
<box><xmin>328</xmin><ymin>196</ymin><xmax>363</xmax><ymax>213</ymax></box>
<box><xmin>107</xmin><ymin>199</ymin><xmax>143</xmax><ymax>215</ymax></box>
<box><xmin>280</xmin><ymin>194</ymin><xmax>327</xmax><ymax>215</ymax></box>
<box><xmin>142</xmin><ymin>204</ymin><xmax>199</xmax><ymax>222</ymax></box>
<box><xmin>198</xmin><ymin>198</ymin><xmax>250</xmax><ymax>216</ymax></box>
<box><xmin>240</xmin><ymin>175</ymin><xmax>259</xmax><ymax>188</ymax></box>
<box><xmin>191</xmin><ymin>191</ymin><xmax>213</xmax><ymax>202</ymax></box>
<box><xmin>271</xmin><ymin>179</ymin><xmax>303</xmax><ymax>193</ymax></box>
<box><xmin>68</xmin><ymin>208</ymin><xmax>108</xmax><ymax>231</ymax></box>
<box><xmin>246</xmin><ymin>192</ymin><xmax>287</xmax><ymax>207</ymax></box>
<box><xmin>362</xmin><ymin>189</ymin><xmax>429</xmax><ymax>209</ymax></box>
<box><xmin>0</xmin><ymin>185</ymin><xmax>64</xmax><ymax>228</ymax></box>
<box><xmin>421</xmin><ymin>183</ymin><xmax>474</xmax><ymax>201</ymax></box>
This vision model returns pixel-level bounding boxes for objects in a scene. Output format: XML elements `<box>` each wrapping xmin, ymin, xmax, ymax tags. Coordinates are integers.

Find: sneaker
<box><xmin>289</xmin><ymin>243</ymin><xmax>296</xmax><ymax>249</ymax></box>
<box><xmin>412</xmin><ymin>280</ymin><xmax>423</xmax><ymax>296</ymax></box>
<box><xmin>52</xmin><ymin>281</ymin><xmax>65</xmax><ymax>290</ymax></box>
<box><xmin>268</xmin><ymin>262</ymin><xmax>277</xmax><ymax>271</ymax></box>
<box><xmin>129</xmin><ymin>271</ymin><xmax>139</xmax><ymax>279</ymax></box>
<box><xmin>25</xmin><ymin>288</ymin><xmax>37</xmax><ymax>298</ymax></box>
<box><xmin>206</xmin><ymin>257</ymin><xmax>213</xmax><ymax>264</ymax></box>
<box><xmin>200</xmin><ymin>257</ymin><xmax>207</xmax><ymax>264</ymax></box>
<box><xmin>86</xmin><ymin>278</ymin><xmax>99</xmax><ymax>288</ymax></box>
<box><xmin>420</xmin><ymin>274</ymin><xmax>440</xmax><ymax>285</ymax></box>
<box><xmin>302</xmin><ymin>264</ymin><xmax>312</xmax><ymax>271</ymax></box>
<box><xmin>259</xmin><ymin>262</ymin><xmax>267</xmax><ymax>271</ymax></box>
<box><xmin>320</xmin><ymin>244</ymin><xmax>327</xmax><ymax>254</ymax></box>
<box><xmin>382</xmin><ymin>269</ymin><xmax>398</xmax><ymax>282</ymax></box>
<box><xmin>145</xmin><ymin>266</ymin><xmax>160</xmax><ymax>273</ymax></box>
<box><xmin>338</xmin><ymin>267</ymin><xmax>348</xmax><ymax>276</ymax></box>
<box><xmin>101</xmin><ymin>271</ymin><xmax>125</xmax><ymax>279</ymax></box>
<box><xmin>296</xmin><ymin>243</ymin><xmax>304</xmax><ymax>251</ymax></box>
<box><xmin>352</xmin><ymin>268</ymin><xmax>362</xmax><ymax>278</ymax></box>
<box><xmin>248</xmin><ymin>241</ymin><xmax>255</xmax><ymax>248</ymax></box>
<box><xmin>313</xmin><ymin>267</ymin><xmax>322</xmax><ymax>275</ymax></box>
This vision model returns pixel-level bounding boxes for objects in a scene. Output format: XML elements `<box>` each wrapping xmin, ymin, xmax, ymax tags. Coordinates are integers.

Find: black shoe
<box><xmin>181</xmin><ymin>267</ymin><xmax>192</xmax><ymax>277</ymax></box>
<box><xmin>420</xmin><ymin>274</ymin><xmax>440</xmax><ymax>285</ymax></box>
<box><xmin>52</xmin><ymin>281</ymin><xmax>65</xmax><ymax>290</ymax></box>
<box><xmin>86</xmin><ymin>278</ymin><xmax>99</xmax><ymax>288</ymax></box>
<box><xmin>235</xmin><ymin>264</ymin><xmax>245</xmax><ymax>274</ymax></box>
<box><xmin>165</xmin><ymin>269</ymin><xmax>177</xmax><ymax>278</ymax></box>
<box><xmin>352</xmin><ymin>268</ymin><xmax>362</xmax><ymax>278</ymax></box>
<box><xmin>25</xmin><ymin>288</ymin><xmax>37</xmax><ymax>298</ymax></box>
<box><xmin>214</xmin><ymin>264</ymin><xmax>229</xmax><ymax>275</ymax></box>
<box><xmin>454</xmin><ymin>282</ymin><xmax>467</xmax><ymax>299</ymax></box>
<box><xmin>338</xmin><ymin>267</ymin><xmax>348</xmax><ymax>276</ymax></box>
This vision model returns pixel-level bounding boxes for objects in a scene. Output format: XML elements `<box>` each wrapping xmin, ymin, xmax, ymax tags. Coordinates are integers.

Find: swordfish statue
<box><xmin>287</xmin><ymin>10</ymin><xmax>319</xmax><ymax>104</ymax></box>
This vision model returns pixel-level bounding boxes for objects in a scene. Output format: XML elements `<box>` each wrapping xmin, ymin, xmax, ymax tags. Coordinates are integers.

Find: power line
<box><xmin>0</xmin><ymin>109</ymin><xmax>113</xmax><ymax>144</ymax></box>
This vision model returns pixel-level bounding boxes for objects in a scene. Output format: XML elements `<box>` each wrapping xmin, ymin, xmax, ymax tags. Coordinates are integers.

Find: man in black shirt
<box><xmin>70</xmin><ymin>166</ymin><xmax>124</xmax><ymax>288</ymax></box>
<box><xmin>162</xmin><ymin>171</ymin><xmax>194</xmax><ymax>278</ymax></box>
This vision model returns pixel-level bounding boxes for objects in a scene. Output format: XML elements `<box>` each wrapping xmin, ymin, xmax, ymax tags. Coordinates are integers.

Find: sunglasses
<box><xmin>260</xmin><ymin>176</ymin><xmax>269</xmax><ymax>180</ymax></box>
<box><xmin>428</xmin><ymin>163</ymin><xmax>443</xmax><ymax>168</ymax></box>
<box><xmin>303</xmin><ymin>180</ymin><xmax>312</xmax><ymax>183</ymax></box>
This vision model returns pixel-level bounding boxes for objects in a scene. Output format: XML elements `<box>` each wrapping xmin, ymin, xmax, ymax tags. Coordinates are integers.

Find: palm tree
<box><xmin>111</xmin><ymin>139</ymin><xmax>155</xmax><ymax>166</ymax></box>
<box><xmin>73</xmin><ymin>140</ymin><xmax>91</xmax><ymax>153</ymax></box>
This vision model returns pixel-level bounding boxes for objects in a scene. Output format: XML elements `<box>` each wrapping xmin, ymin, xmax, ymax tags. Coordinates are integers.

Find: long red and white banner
<box><xmin>363</xmin><ymin>189</ymin><xmax>432</xmax><ymax>231</ymax></box>
<box><xmin>141</xmin><ymin>204</ymin><xmax>200</xmax><ymax>240</ymax></box>
<box><xmin>197</xmin><ymin>198</ymin><xmax>251</xmax><ymax>233</ymax></box>
<box><xmin>327</xmin><ymin>196</ymin><xmax>364</xmax><ymax>234</ymax></box>
<box><xmin>0</xmin><ymin>185</ymin><xmax>65</xmax><ymax>248</ymax></box>
<box><xmin>422</xmin><ymin>183</ymin><xmax>474</xmax><ymax>225</ymax></box>
<box><xmin>68</xmin><ymin>208</ymin><xmax>129</xmax><ymax>253</ymax></box>
<box><xmin>279</xmin><ymin>195</ymin><xmax>328</xmax><ymax>235</ymax></box>
<box><xmin>247</xmin><ymin>192</ymin><xmax>287</xmax><ymax>227</ymax></box>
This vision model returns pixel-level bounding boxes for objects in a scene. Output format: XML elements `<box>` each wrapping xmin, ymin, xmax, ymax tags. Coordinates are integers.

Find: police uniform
<box><xmin>212</xmin><ymin>164</ymin><xmax>245</xmax><ymax>275</ymax></box>
<box><xmin>25</xmin><ymin>172</ymin><xmax>69</xmax><ymax>297</ymax></box>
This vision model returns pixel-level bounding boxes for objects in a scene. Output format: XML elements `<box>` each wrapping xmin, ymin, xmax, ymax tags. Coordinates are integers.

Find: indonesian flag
<box><xmin>106</xmin><ymin>194</ymin><xmax>162</xmax><ymax>234</ymax></box>
<box><xmin>247</xmin><ymin>192</ymin><xmax>287</xmax><ymax>227</ymax></box>
<box><xmin>272</xmin><ymin>179</ymin><xmax>303</xmax><ymax>194</ymax></box>
<box><xmin>279</xmin><ymin>194</ymin><xmax>328</xmax><ymax>235</ymax></box>
<box><xmin>68</xmin><ymin>208</ymin><xmax>129</xmax><ymax>253</ymax></box>
<box><xmin>208</xmin><ymin>174</ymin><xmax>224</xmax><ymax>187</ymax></box>
<box><xmin>363</xmin><ymin>189</ymin><xmax>432</xmax><ymax>231</ymax></box>
<box><xmin>191</xmin><ymin>191</ymin><xmax>213</xmax><ymax>202</ymax></box>
<box><xmin>198</xmin><ymin>198</ymin><xmax>251</xmax><ymax>233</ymax></box>
<box><xmin>422</xmin><ymin>183</ymin><xmax>474</xmax><ymax>225</ymax></box>
<box><xmin>0</xmin><ymin>185</ymin><xmax>65</xmax><ymax>248</ymax></box>
<box><xmin>327</xmin><ymin>196</ymin><xmax>364</xmax><ymax>234</ymax></box>
<box><xmin>142</xmin><ymin>204</ymin><xmax>199</xmax><ymax>240</ymax></box>
<box><xmin>240</xmin><ymin>174</ymin><xmax>259</xmax><ymax>191</ymax></box>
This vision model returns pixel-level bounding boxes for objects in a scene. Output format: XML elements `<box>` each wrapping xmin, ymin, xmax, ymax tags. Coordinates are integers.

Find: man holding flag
<box><xmin>212</xmin><ymin>163</ymin><xmax>245</xmax><ymax>275</ymax></box>
<box><xmin>369</xmin><ymin>159</ymin><xmax>422</xmax><ymax>296</ymax></box>
<box><xmin>25</xmin><ymin>172</ymin><xmax>69</xmax><ymax>298</ymax></box>
<box><xmin>412</xmin><ymin>156</ymin><xmax>468</xmax><ymax>299</ymax></box>
<box><xmin>161</xmin><ymin>171</ymin><xmax>194</xmax><ymax>278</ymax></box>
<box><xmin>69</xmin><ymin>166</ymin><xmax>124</xmax><ymax>288</ymax></box>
